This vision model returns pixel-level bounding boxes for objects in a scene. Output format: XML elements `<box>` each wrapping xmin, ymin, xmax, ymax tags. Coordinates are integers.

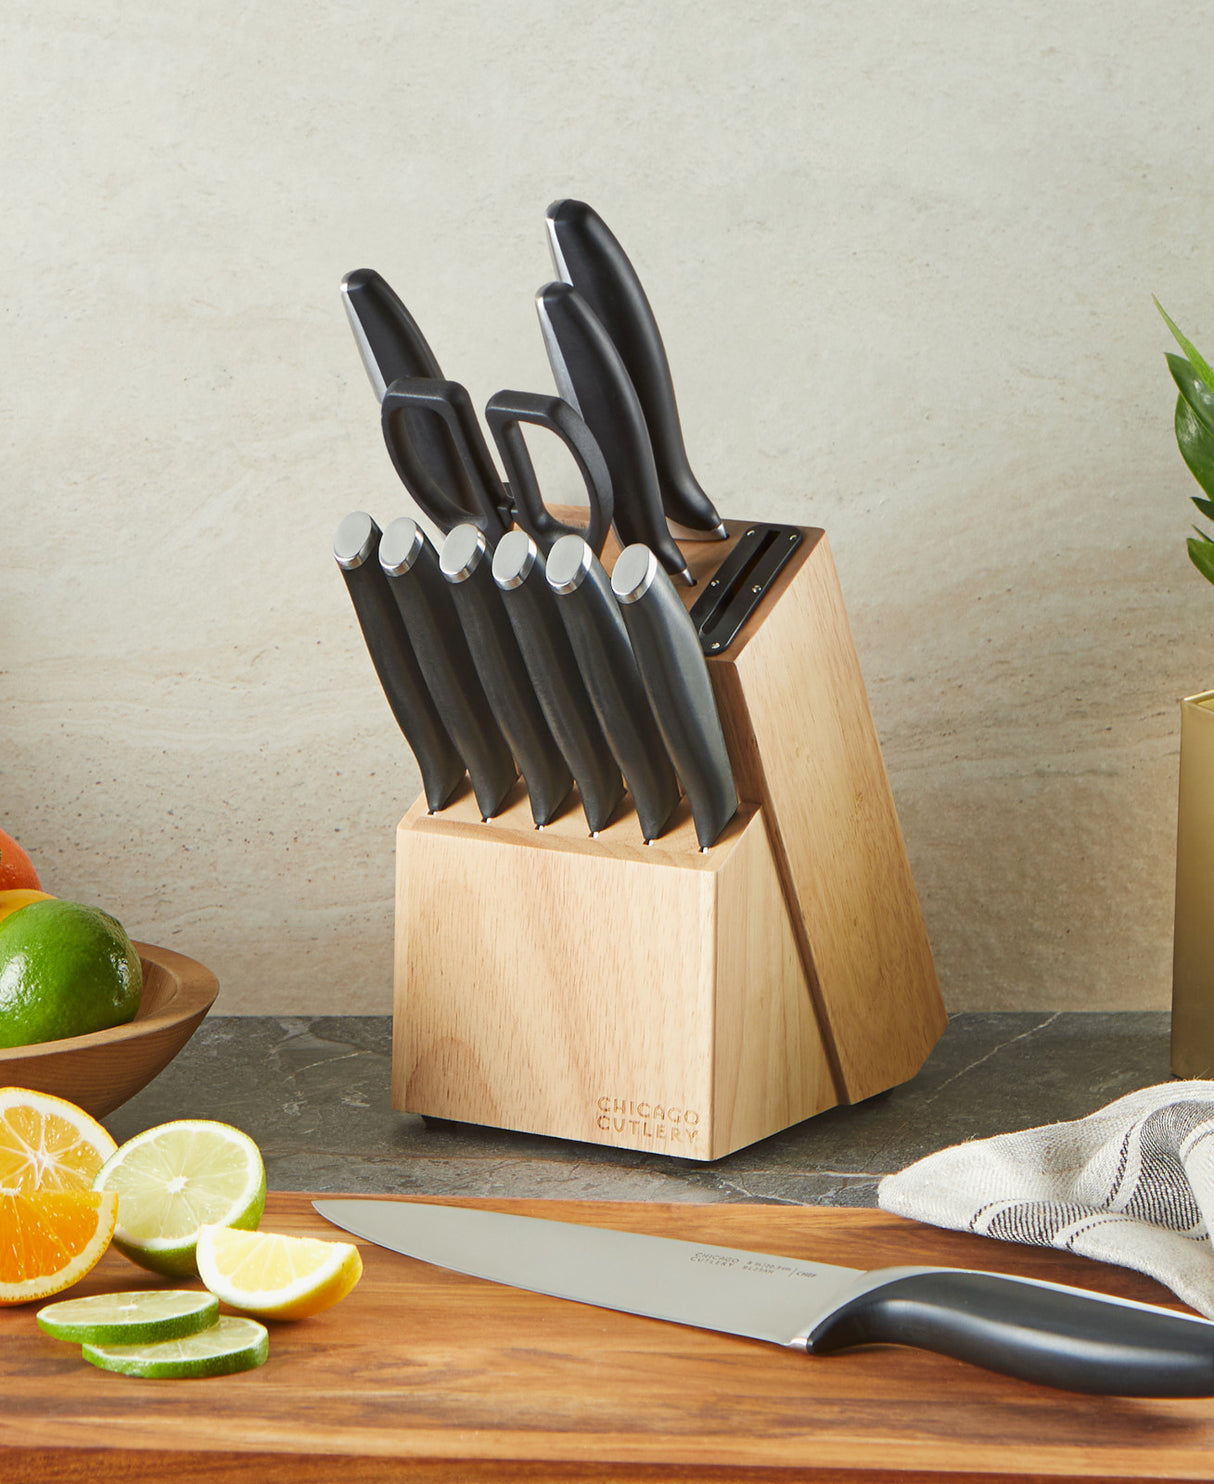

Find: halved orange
<box><xmin>0</xmin><ymin>1189</ymin><xmax>118</xmax><ymax>1303</ymax></box>
<box><xmin>0</xmin><ymin>1088</ymin><xmax>117</xmax><ymax>1194</ymax></box>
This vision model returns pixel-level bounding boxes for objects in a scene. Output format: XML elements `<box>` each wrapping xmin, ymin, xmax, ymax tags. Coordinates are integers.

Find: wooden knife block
<box><xmin>392</xmin><ymin>520</ymin><xmax>945</xmax><ymax>1160</ymax></box>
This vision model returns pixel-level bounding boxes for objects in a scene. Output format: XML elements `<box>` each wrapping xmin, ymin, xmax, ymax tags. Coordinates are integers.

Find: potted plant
<box><xmin>1157</xmin><ymin>301</ymin><xmax>1214</xmax><ymax>1077</ymax></box>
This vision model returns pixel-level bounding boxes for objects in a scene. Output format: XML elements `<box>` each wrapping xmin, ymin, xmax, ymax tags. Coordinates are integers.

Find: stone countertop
<box><xmin>101</xmin><ymin>1012</ymin><xmax>1173</xmax><ymax>1205</ymax></box>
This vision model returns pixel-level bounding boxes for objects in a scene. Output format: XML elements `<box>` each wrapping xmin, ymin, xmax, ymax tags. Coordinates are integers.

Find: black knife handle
<box><xmin>612</xmin><ymin>545</ymin><xmax>737</xmax><ymax>850</ymax></box>
<box><xmin>341</xmin><ymin>268</ymin><xmax>445</xmax><ymax>398</ymax></box>
<box><xmin>806</xmin><ymin>1267</ymin><xmax>1214</xmax><ymax>1397</ymax></box>
<box><xmin>545</xmin><ymin>535</ymin><xmax>681</xmax><ymax>843</ymax></box>
<box><xmin>333</xmin><ymin>512</ymin><xmax>465</xmax><ymax>813</ymax></box>
<box><xmin>342</xmin><ymin>269</ymin><xmax>479</xmax><ymax>527</ymax></box>
<box><xmin>440</xmin><ymin>525</ymin><xmax>573</xmax><ymax>827</ymax></box>
<box><xmin>546</xmin><ymin>200</ymin><xmax>725</xmax><ymax>539</ymax></box>
<box><xmin>380</xmin><ymin>517</ymin><xmax>517</xmax><ymax>820</ymax></box>
<box><xmin>537</xmin><ymin>281</ymin><xmax>693</xmax><ymax>586</ymax></box>
<box><xmin>484</xmin><ymin>389</ymin><xmax>614</xmax><ymax>557</ymax></box>
<box><xmin>492</xmin><ymin>531</ymin><xmax>624</xmax><ymax>834</ymax></box>
<box><xmin>382</xmin><ymin>378</ymin><xmax>511</xmax><ymax>540</ymax></box>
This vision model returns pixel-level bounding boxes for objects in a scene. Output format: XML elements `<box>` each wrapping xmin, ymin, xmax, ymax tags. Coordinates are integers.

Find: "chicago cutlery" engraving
<box><xmin>596</xmin><ymin>1096</ymin><xmax>701</xmax><ymax>1145</ymax></box>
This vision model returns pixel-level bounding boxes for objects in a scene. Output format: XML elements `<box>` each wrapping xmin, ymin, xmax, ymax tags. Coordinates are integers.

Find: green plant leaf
<box><xmin>1156</xmin><ymin>298</ymin><xmax>1214</xmax><ymax>394</ymax></box>
<box><xmin>1168</xmin><ymin>353</ymin><xmax>1214</xmax><ymax>437</ymax></box>
<box><xmin>1188</xmin><ymin>535</ymin><xmax>1214</xmax><ymax>585</ymax></box>
<box><xmin>1175</xmin><ymin>395</ymin><xmax>1214</xmax><ymax>501</ymax></box>
<box><xmin>1194</xmin><ymin>496</ymin><xmax>1214</xmax><ymax>521</ymax></box>
<box><xmin>1193</xmin><ymin>525</ymin><xmax>1214</xmax><ymax>542</ymax></box>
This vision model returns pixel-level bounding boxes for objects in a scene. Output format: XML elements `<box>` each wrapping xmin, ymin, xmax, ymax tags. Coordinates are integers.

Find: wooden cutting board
<box><xmin>3</xmin><ymin>1194</ymin><xmax>1214</xmax><ymax>1482</ymax></box>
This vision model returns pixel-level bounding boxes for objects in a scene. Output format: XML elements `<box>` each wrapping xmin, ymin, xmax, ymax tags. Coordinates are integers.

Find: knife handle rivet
<box><xmin>751</xmin><ymin>584</ymin><xmax>762</xmax><ymax>594</ymax></box>
<box><xmin>710</xmin><ymin>641</ymin><xmax>721</xmax><ymax>651</ymax></box>
<box><xmin>745</xmin><ymin>528</ymin><xmax>756</xmax><ymax>537</ymax></box>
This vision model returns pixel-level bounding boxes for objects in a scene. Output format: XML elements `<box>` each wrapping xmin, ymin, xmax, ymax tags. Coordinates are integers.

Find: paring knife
<box><xmin>612</xmin><ymin>544</ymin><xmax>738</xmax><ymax>851</ymax></box>
<box><xmin>380</xmin><ymin>517</ymin><xmax>517</xmax><ymax>821</ymax></box>
<box><xmin>545</xmin><ymin>534</ymin><xmax>680</xmax><ymax>843</ymax></box>
<box><xmin>546</xmin><ymin>199</ymin><xmax>726</xmax><ymax>540</ymax></box>
<box><xmin>332</xmin><ymin>512</ymin><xmax>464</xmax><ymax>813</ymax></box>
<box><xmin>492</xmin><ymin>530</ymin><xmax>624</xmax><ymax>834</ymax></box>
<box><xmin>313</xmin><ymin>1198</ymin><xmax>1214</xmax><ymax>1398</ymax></box>
<box><xmin>537</xmin><ymin>281</ymin><xmax>694</xmax><ymax>587</ymax></box>
<box><xmin>440</xmin><ymin>524</ymin><xmax>573</xmax><ymax>827</ymax></box>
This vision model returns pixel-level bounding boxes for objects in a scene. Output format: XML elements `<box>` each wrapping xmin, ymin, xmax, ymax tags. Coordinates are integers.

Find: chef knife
<box><xmin>544</xmin><ymin>534</ymin><xmax>680</xmax><ymax>843</ymax></box>
<box><xmin>537</xmin><ymin>281</ymin><xmax>694</xmax><ymax>587</ymax></box>
<box><xmin>440</xmin><ymin>523</ymin><xmax>573</xmax><ymax>827</ymax></box>
<box><xmin>341</xmin><ymin>269</ymin><xmax>472</xmax><ymax>524</ymax></box>
<box><xmin>380</xmin><ymin>516</ymin><xmax>517</xmax><ymax>820</ymax></box>
<box><xmin>491</xmin><ymin>530</ymin><xmax>624</xmax><ymax>834</ymax></box>
<box><xmin>332</xmin><ymin>512</ymin><xmax>464</xmax><ymax>813</ymax></box>
<box><xmin>313</xmin><ymin>1198</ymin><xmax>1214</xmax><ymax>1398</ymax></box>
<box><xmin>612</xmin><ymin>544</ymin><xmax>738</xmax><ymax>850</ymax></box>
<box><xmin>546</xmin><ymin>199</ymin><xmax>726</xmax><ymax>540</ymax></box>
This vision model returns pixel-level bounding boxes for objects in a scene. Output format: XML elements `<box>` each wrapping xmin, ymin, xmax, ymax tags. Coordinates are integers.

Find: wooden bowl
<box><xmin>0</xmin><ymin>941</ymin><xmax>219</xmax><ymax>1119</ymax></box>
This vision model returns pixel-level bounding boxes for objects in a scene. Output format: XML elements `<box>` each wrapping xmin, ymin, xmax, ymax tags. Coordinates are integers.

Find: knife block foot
<box><xmin>391</xmin><ymin>520</ymin><xmax>946</xmax><ymax>1158</ymax></box>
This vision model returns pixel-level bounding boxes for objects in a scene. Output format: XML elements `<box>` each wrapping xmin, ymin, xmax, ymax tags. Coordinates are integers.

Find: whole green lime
<box><xmin>0</xmin><ymin>900</ymin><xmax>143</xmax><ymax>1049</ymax></box>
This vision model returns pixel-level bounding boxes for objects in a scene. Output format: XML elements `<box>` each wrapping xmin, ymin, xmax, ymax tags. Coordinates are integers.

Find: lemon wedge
<box><xmin>195</xmin><ymin>1224</ymin><xmax>362</xmax><ymax>1319</ymax></box>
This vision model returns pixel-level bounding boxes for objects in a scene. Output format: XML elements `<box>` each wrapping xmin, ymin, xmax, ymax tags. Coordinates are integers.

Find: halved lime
<box><xmin>82</xmin><ymin>1315</ymin><xmax>269</xmax><ymax>1378</ymax></box>
<box><xmin>91</xmin><ymin>1120</ymin><xmax>266</xmax><ymax>1277</ymax></box>
<box><xmin>37</xmin><ymin>1289</ymin><xmax>219</xmax><ymax>1344</ymax></box>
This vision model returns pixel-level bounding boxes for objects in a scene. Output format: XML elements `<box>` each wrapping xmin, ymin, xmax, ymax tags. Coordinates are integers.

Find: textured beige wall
<box><xmin>3</xmin><ymin>2</ymin><xmax>1210</xmax><ymax>1013</ymax></box>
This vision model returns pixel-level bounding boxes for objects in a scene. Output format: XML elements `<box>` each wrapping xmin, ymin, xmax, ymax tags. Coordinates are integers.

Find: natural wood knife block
<box><xmin>392</xmin><ymin>520</ymin><xmax>945</xmax><ymax>1160</ymax></box>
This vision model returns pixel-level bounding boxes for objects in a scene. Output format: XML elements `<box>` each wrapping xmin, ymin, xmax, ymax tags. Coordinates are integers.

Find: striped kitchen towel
<box><xmin>877</xmin><ymin>1082</ymin><xmax>1214</xmax><ymax>1317</ymax></box>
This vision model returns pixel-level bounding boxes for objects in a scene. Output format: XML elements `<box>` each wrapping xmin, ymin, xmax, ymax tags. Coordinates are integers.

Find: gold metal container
<box><xmin>1171</xmin><ymin>690</ymin><xmax>1214</xmax><ymax>1077</ymax></box>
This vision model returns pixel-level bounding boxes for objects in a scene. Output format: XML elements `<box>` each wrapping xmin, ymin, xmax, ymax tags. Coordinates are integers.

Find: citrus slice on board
<box><xmin>81</xmin><ymin>1315</ymin><xmax>269</xmax><ymax>1378</ymax></box>
<box><xmin>92</xmin><ymin>1120</ymin><xmax>265</xmax><ymax>1277</ymax></box>
<box><xmin>195</xmin><ymin>1224</ymin><xmax>363</xmax><ymax>1319</ymax></box>
<box><xmin>0</xmin><ymin>1189</ymin><xmax>118</xmax><ymax>1304</ymax></box>
<box><xmin>0</xmin><ymin>1087</ymin><xmax>117</xmax><ymax>1193</ymax></box>
<box><xmin>37</xmin><ymin>1289</ymin><xmax>220</xmax><ymax>1344</ymax></box>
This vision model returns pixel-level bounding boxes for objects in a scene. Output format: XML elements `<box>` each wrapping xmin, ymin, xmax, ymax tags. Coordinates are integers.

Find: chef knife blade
<box><xmin>313</xmin><ymin>1198</ymin><xmax>1214</xmax><ymax>1398</ymax></box>
<box><xmin>544</xmin><ymin>534</ymin><xmax>680</xmax><ymax>843</ymax></box>
<box><xmin>491</xmin><ymin>529</ymin><xmax>624</xmax><ymax>834</ymax></box>
<box><xmin>332</xmin><ymin>512</ymin><xmax>464</xmax><ymax>813</ymax></box>
<box><xmin>440</xmin><ymin>524</ymin><xmax>573</xmax><ymax>827</ymax></box>
<box><xmin>380</xmin><ymin>516</ymin><xmax>517</xmax><ymax>820</ymax></box>
<box><xmin>546</xmin><ymin>200</ymin><xmax>726</xmax><ymax>540</ymax></box>
<box><xmin>537</xmin><ymin>281</ymin><xmax>694</xmax><ymax>586</ymax></box>
<box><xmin>612</xmin><ymin>544</ymin><xmax>738</xmax><ymax>850</ymax></box>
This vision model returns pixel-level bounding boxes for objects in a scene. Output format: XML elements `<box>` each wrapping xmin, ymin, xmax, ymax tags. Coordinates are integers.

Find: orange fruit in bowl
<box><xmin>0</xmin><ymin>831</ymin><xmax>40</xmax><ymax>893</ymax></box>
<box><xmin>0</xmin><ymin>1189</ymin><xmax>119</xmax><ymax>1304</ymax></box>
<box><xmin>0</xmin><ymin>890</ymin><xmax>54</xmax><ymax>926</ymax></box>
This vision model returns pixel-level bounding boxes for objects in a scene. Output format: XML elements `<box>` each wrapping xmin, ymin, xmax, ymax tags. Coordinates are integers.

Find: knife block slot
<box><xmin>391</xmin><ymin>520</ymin><xmax>945</xmax><ymax>1160</ymax></box>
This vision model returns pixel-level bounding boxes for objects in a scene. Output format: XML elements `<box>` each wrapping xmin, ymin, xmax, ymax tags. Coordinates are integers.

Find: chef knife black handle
<box><xmin>484</xmin><ymin>389</ymin><xmax>614</xmax><ymax>557</ymax></box>
<box><xmin>806</xmin><ymin>1268</ymin><xmax>1214</xmax><ymax>1397</ymax></box>
<box><xmin>440</xmin><ymin>525</ymin><xmax>573</xmax><ymax>827</ymax></box>
<box><xmin>545</xmin><ymin>535</ymin><xmax>681</xmax><ymax>843</ymax></box>
<box><xmin>492</xmin><ymin>532</ymin><xmax>624</xmax><ymax>834</ymax></box>
<box><xmin>546</xmin><ymin>200</ymin><xmax>725</xmax><ymax>538</ymax></box>
<box><xmin>382</xmin><ymin>378</ymin><xmax>511</xmax><ymax>540</ymax></box>
<box><xmin>380</xmin><ymin>518</ymin><xmax>517</xmax><ymax>820</ymax></box>
<box><xmin>333</xmin><ymin>513</ymin><xmax>465</xmax><ymax>814</ymax></box>
<box><xmin>612</xmin><ymin>545</ymin><xmax>737</xmax><ymax>850</ymax></box>
<box><xmin>537</xmin><ymin>281</ymin><xmax>693</xmax><ymax>586</ymax></box>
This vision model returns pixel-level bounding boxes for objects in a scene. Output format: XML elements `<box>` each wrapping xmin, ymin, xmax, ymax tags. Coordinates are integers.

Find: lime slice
<box><xmin>81</xmin><ymin>1315</ymin><xmax>269</xmax><ymax>1378</ymax></box>
<box><xmin>196</xmin><ymin>1223</ymin><xmax>363</xmax><ymax>1319</ymax></box>
<box><xmin>92</xmin><ymin>1120</ymin><xmax>266</xmax><ymax>1277</ymax></box>
<box><xmin>37</xmin><ymin>1289</ymin><xmax>220</xmax><ymax>1344</ymax></box>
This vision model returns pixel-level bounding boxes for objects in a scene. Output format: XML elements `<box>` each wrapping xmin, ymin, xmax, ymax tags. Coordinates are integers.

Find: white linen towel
<box><xmin>877</xmin><ymin>1082</ymin><xmax>1214</xmax><ymax>1317</ymax></box>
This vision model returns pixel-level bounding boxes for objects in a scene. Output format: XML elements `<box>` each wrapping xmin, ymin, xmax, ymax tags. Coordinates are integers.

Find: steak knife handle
<box><xmin>333</xmin><ymin>512</ymin><xmax>465</xmax><ymax>814</ymax></box>
<box><xmin>805</xmin><ymin>1268</ymin><xmax>1214</xmax><ymax>1397</ymax></box>
<box><xmin>440</xmin><ymin>524</ymin><xmax>573</xmax><ymax>827</ymax></box>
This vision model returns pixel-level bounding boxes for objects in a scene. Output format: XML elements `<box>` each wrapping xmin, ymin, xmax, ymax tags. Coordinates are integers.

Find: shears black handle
<box><xmin>381</xmin><ymin>378</ymin><xmax>512</xmax><ymax>542</ymax></box>
<box><xmin>484</xmin><ymin>390</ymin><xmax>613</xmax><ymax>557</ymax></box>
